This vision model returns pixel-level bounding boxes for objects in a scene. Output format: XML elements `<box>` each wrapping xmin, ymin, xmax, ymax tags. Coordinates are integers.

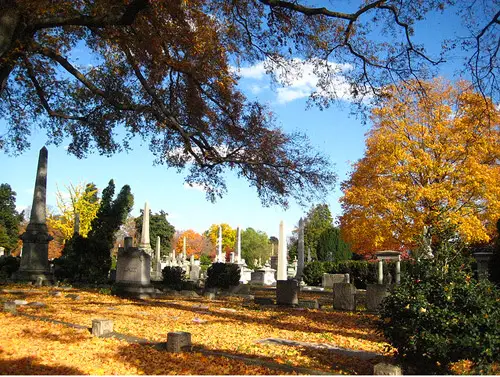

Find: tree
<box><xmin>304</xmin><ymin>204</ymin><xmax>334</xmax><ymax>260</ymax></box>
<box><xmin>55</xmin><ymin>179</ymin><xmax>134</xmax><ymax>283</ymax></box>
<box><xmin>0</xmin><ymin>184</ymin><xmax>24</xmax><ymax>254</ymax></box>
<box><xmin>135</xmin><ymin>209</ymin><xmax>175</xmax><ymax>258</ymax></box>
<box><xmin>340</xmin><ymin>79</ymin><xmax>500</xmax><ymax>254</ymax></box>
<box><xmin>241</xmin><ymin>227</ymin><xmax>270</xmax><ymax>269</ymax></box>
<box><xmin>47</xmin><ymin>182</ymin><xmax>100</xmax><ymax>240</ymax></box>
<box><xmin>204</xmin><ymin>223</ymin><xmax>236</xmax><ymax>258</ymax></box>
<box><xmin>316</xmin><ymin>227</ymin><xmax>352</xmax><ymax>262</ymax></box>
<box><xmin>174</xmin><ymin>229</ymin><xmax>205</xmax><ymax>258</ymax></box>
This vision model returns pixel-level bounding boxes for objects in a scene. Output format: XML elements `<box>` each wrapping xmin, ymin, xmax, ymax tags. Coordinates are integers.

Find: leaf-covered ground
<box><xmin>0</xmin><ymin>284</ymin><xmax>394</xmax><ymax>375</ymax></box>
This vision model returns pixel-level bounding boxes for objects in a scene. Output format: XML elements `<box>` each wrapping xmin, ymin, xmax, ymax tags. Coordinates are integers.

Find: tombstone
<box><xmin>217</xmin><ymin>225</ymin><xmax>224</xmax><ymax>262</ymax></box>
<box><xmin>166</xmin><ymin>332</ymin><xmax>192</xmax><ymax>352</ymax></box>
<box><xmin>239</xmin><ymin>264</ymin><xmax>253</xmax><ymax>284</ymax></box>
<box><xmin>250</xmin><ymin>266</ymin><xmax>276</xmax><ymax>286</ymax></box>
<box><xmin>112</xmin><ymin>236</ymin><xmax>156</xmax><ymax>298</ymax></box>
<box><xmin>15</xmin><ymin>147</ymin><xmax>54</xmax><ymax>284</ymax></box>
<box><xmin>270</xmin><ymin>255</ymin><xmax>278</xmax><ymax>271</ymax></box>
<box><xmin>189</xmin><ymin>264</ymin><xmax>201</xmax><ymax>282</ymax></box>
<box><xmin>276</xmin><ymin>279</ymin><xmax>300</xmax><ymax>306</ymax></box>
<box><xmin>322</xmin><ymin>273</ymin><xmax>350</xmax><ymax>288</ymax></box>
<box><xmin>277</xmin><ymin>221</ymin><xmax>287</xmax><ymax>281</ymax></box>
<box><xmin>366</xmin><ymin>284</ymin><xmax>391</xmax><ymax>312</ymax></box>
<box><xmin>92</xmin><ymin>319</ymin><xmax>113</xmax><ymax>337</ymax></box>
<box><xmin>229</xmin><ymin>252</ymin><xmax>235</xmax><ymax>263</ymax></box>
<box><xmin>296</xmin><ymin>218</ymin><xmax>305</xmax><ymax>280</ymax></box>
<box><xmin>151</xmin><ymin>236</ymin><xmax>163</xmax><ymax>281</ymax></box>
<box><xmin>473</xmin><ymin>252</ymin><xmax>493</xmax><ymax>280</ymax></box>
<box><xmin>333</xmin><ymin>283</ymin><xmax>356</xmax><ymax>311</ymax></box>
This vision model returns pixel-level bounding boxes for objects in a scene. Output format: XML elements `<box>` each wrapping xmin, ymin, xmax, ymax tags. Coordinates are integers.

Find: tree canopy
<box><xmin>340</xmin><ymin>79</ymin><xmax>500</xmax><ymax>254</ymax></box>
<box><xmin>2</xmin><ymin>1</ymin><xmax>498</xmax><ymax>207</ymax></box>
<box><xmin>0</xmin><ymin>183</ymin><xmax>23</xmax><ymax>254</ymax></box>
<box><xmin>241</xmin><ymin>227</ymin><xmax>270</xmax><ymax>269</ymax></box>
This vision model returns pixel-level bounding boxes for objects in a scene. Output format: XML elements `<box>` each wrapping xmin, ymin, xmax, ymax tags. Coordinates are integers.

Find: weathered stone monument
<box><xmin>250</xmin><ymin>265</ymin><xmax>276</xmax><ymax>285</ymax></box>
<box><xmin>112</xmin><ymin>205</ymin><xmax>156</xmax><ymax>298</ymax></box>
<box><xmin>277</xmin><ymin>220</ymin><xmax>287</xmax><ymax>281</ymax></box>
<box><xmin>217</xmin><ymin>225</ymin><xmax>224</xmax><ymax>262</ymax></box>
<box><xmin>15</xmin><ymin>147</ymin><xmax>53</xmax><ymax>283</ymax></box>
<box><xmin>151</xmin><ymin>236</ymin><xmax>163</xmax><ymax>281</ymax></box>
<box><xmin>276</xmin><ymin>220</ymin><xmax>300</xmax><ymax>305</ymax></box>
<box><xmin>322</xmin><ymin>273</ymin><xmax>350</xmax><ymax>288</ymax></box>
<box><xmin>295</xmin><ymin>218</ymin><xmax>305</xmax><ymax>280</ymax></box>
<box><xmin>333</xmin><ymin>283</ymin><xmax>356</xmax><ymax>311</ymax></box>
<box><xmin>235</xmin><ymin>226</ymin><xmax>241</xmax><ymax>263</ymax></box>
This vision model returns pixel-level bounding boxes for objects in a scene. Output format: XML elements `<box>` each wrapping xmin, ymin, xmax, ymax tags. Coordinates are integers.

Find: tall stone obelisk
<box><xmin>277</xmin><ymin>220</ymin><xmax>287</xmax><ymax>281</ymax></box>
<box><xmin>296</xmin><ymin>218</ymin><xmax>305</xmax><ymax>281</ymax></box>
<box><xmin>217</xmin><ymin>225</ymin><xmax>223</xmax><ymax>262</ymax></box>
<box><xmin>235</xmin><ymin>226</ymin><xmax>241</xmax><ymax>263</ymax></box>
<box><xmin>16</xmin><ymin>147</ymin><xmax>54</xmax><ymax>283</ymax></box>
<box><xmin>138</xmin><ymin>202</ymin><xmax>153</xmax><ymax>256</ymax></box>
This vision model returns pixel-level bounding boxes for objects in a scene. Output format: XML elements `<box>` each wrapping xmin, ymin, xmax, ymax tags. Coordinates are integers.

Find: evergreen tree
<box><xmin>304</xmin><ymin>204</ymin><xmax>333</xmax><ymax>260</ymax></box>
<box><xmin>0</xmin><ymin>184</ymin><xmax>24</xmax><ymax>254</ymax></box>
<box><xmin>135</xmin><ymin>210</ymin><xmax>175</xmax><ymax>258</ymax></box>
<box><xmin>241</xmin><ymin>228</ymin><xmax>270</xmax><ymax>269</ymax></box>
<box><xmin>316</xmin><ymin>227</ymin><xmax>352</xmax><ymax>262</ymax></box>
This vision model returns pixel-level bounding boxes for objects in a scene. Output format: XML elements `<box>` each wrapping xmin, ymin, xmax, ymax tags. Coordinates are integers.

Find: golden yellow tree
<box><xmin>204</xmin><ymin>224</ymin><xmax>236</xmax><ymax>255</ymax></box>
<box><xmin>340</xmin><ymin>79</ymin><xmax>500</xmax><ymax>254</ymax></box>
<box><xmin>48</xmin><ymin>182</ymin><xmax>100</xmax><ymax>240</ymax></box>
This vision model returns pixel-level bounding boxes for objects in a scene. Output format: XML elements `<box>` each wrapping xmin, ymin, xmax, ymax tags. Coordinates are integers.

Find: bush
<box><xmin>162</xmin><ymin>266</ymin><xmax>186</xmax><ymax>291</ymax></box>
<box><xmin>0</xmin><ymin>255</ymin><xmax>20</xmax><ymax>279</ymax></box>
<box><xmin>378</xmin><ymin>226</ymin><xmax>500</xmax><ymax>374</ymax></box>
<box><xmin>205</xmin><ymin>262</ymin><xmax>240</xmax><ymax>289</ymax></box>
<box><xmin>302</xmin><ymin>260</ymin><xmax>380</xmax><ymax>288</ymax></box>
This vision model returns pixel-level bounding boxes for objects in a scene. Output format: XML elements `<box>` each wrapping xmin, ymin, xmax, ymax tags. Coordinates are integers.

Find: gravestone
<box><xmin>112</xmin><ymin>236</ymin><xmax>156</xmax><ymax>298</ymax></box>
<box><xmin>151</xmin><ymin>236</ymin><xmax>163</xmax><ymax>281</ymax></box>
<box><xmin>239</xmin><ymin>264</ymin><xmax>253</xmax><ymax>284</ymax></box>
<box><xmin>276</xmin><ymin>279</ymin><xmax>299</xmax><ymax>306</ymax></box>
<box><xmin>92</xmin><ymin>319</ymin><xmax>113</xmax><ymax>337</ymax></box>
<box><xmin>250</xmin><ymin>266</ymin><xmax>276</xmax><ymax>286</ymax></box>
<box><xmin>333</xmin><ymin>283</ymin><xmax>356</xmax><ymax>311</ymax></box>
<box><xmin>296</xmin><ymin>218</ymin><xmax>305</xmax><ymax>280</ymax></box>
<box><xmin>322</xmin><ymin>273</ymin><xmax>349</xmax><ymax>288</ymax></box>
<box><xmin>366</xmin><ymin>284</ymin><xmax>391</xmax><ymax>312</ymax></box>
<box><xmin>167</xmin><ymin>332</ymin><xmax>192</xmax><ymax>352</ymax></box>
<box><xmin>277</xmin><ymin>220</ymin><xmax>287</xmax><ymax>281</ymax></box>
<box><xmin>15</xmin><ymin>147</ymin><xmax>54</xmax><ymax>284</ymax></box>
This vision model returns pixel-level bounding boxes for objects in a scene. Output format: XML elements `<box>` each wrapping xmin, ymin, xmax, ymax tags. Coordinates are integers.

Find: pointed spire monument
<box><xmin>16</xmin><ymin>147</ymin><xmax>54</xmax><ymax>283</ymax></box>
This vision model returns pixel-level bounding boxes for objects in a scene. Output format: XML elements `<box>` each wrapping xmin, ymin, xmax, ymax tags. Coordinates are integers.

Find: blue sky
<box><xmin>0</xmin><ymin>3</ymin><xmax>470</xmax><ymax>239</ymax></box>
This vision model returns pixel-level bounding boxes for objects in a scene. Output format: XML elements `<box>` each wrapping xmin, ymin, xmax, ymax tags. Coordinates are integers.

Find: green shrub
<box><xmin>302</xmin><ymin>261</ymin><xmax>327</xmax><ymax>286</ymax></box>
<box><xmin>0</xmin><ymin>255</ymin><xmax>20</xmax><ymax>279</ymax></box>
<box><xmin>199</xmin><ymin>254</ymin><xmax>212</xmax><ymax>266</ymax></box>
<box><xmin>205</xmin><ymin>262</ymin><xmax>240</xmax><ymax>289</ymax></box>
<box><xmin>378</xmin><ymin>226</ymin><xmax>500</xmax><ymax>374</ymax></box>
<box><xmin>162</xmin><ymin>266</ymin><xmax>186</xmax><ymax>291</ymax></box>
<box><xmin>302</xmin><ymin>260</ymin><xmax>380</xmax><ymax>288</ymax></box>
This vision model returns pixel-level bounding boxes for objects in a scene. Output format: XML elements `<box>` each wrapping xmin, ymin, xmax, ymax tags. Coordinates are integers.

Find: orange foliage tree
<box><xmin>174</xmin><ymin>229</ymin><xmax>207</xmax><ymax>258</ymax></box>
<box><xmin>340</xmin><ymin>79</ymin><xmax>500</xmax><ymax>254</ymax></box>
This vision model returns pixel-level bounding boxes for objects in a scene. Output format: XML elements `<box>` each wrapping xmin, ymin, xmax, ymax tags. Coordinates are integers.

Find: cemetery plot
<box><xmin>0</xmin><ymin>285</ymin><xmax>391</xmax><ymax>375</ymax></box>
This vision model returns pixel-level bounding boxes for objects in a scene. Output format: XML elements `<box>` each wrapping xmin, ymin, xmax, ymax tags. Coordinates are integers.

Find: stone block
<box><xmin>373</xmin><ymin>363</ymin><xmax>402</xmax><ymax>375</ymax></box>
<box><xmin>276</xmin><ymin>279</ymin><xmax>299</xmax><ymax>306</ymax></box>
<box><xmin>65</xmin><ymin>294</ymin><xmax>81</xmax><ymax>300</ymax></box>
<box><xmin>166</xmin><ymin>331</ymin><xmax>192</xmax><ymax>352</ymax></box>
<box><xmin>298</xmin><ymin>299</ymin><xmax>319</xmax><ymax>309</ymax></box>
<box><xmin>92</xmin><ymin>319</ymin><xmax>113</xmax><ymax>337</ymax></box>
<box><xmin>13</xmin><ymin>299</ymin><xmax>28</xmax><ymax>305</ymax></box>
<box><xmin>333</xmin><ymin>283</ymin><xmax>356</xmax><ymax>311</ymax></box>
<box><xmin>366</xmin><ymin>284</ymin><xmax>391</xmax><ymax>312</ymax></box>
<box><xmin>254</xmin><ymin>297</ymin><xmax>274</xmax><ymax>305</ymax></box>
<box><xmin>322</xmin><ymin>273</ymin><xmax>349</xmax><ymax>288</ymax></box>
<box><xmin>4</xmin><ymin>301</ymin><xmax>17</xmax><ymax>314</ymax></box>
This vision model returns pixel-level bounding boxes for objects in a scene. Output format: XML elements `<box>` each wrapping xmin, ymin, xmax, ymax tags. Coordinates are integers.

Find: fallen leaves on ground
<box><xmin>0</xmin><ymin>284</ymin><xmax>391</xmax><ymax>375</ymax></box>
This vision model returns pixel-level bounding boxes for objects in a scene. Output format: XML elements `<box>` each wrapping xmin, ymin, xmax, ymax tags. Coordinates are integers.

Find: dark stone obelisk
<box><xmin>16</xmin><ymin>147</ymin><xmax>54</xmax><ymax>283</ymax></box>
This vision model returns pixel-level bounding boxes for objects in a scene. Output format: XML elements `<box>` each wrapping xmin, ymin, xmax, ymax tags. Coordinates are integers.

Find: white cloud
<box><xmin>234</xmin><ymin>58</ymin><xmax>358</xmax><ymax>104</ymax></box>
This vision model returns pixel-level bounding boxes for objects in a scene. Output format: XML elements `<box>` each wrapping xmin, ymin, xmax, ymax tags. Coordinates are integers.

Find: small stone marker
<box><xmin>13</xmin><ymin>299</ymin><xmax>28</xmax><ymax>305</ymax></box>
<box><xmin>298</xmin><ymin>299</ymin><xmax>319</xmax><ymax>309</ymax></box>
<box><xmin>192</xmin><ymin>317</ymin><xmax>207</xmax><ymax>324</ymax></box>
<box><xmin>28</xmin><ymin>302</ymin><xmax>46</xmax><ymax>308</ymax></box>
<box><xmin>65</xmin><ymin>294</ymin><xmax>81</xmax><ymax>300</ymax></box>
<box><xmin>92</xmin><ymin>319</ymin><xmax>114</xmax><ymax>337</ymax></box>
<box><xmin>219</xmin><ymin>307</ymin><xmax>236</xmax><ymax>312</ymax></box>
<box><xmin>4</xmin><ymin>302</ymin><xmax>17</xmax><ymax>314</ymax></box>
<box><xmin>49</xmin><ymin>291</ymin><xmax>62</xmax><ymax>297</ymax></box>
<box><xmin>373</xmin><ymin>363</ymin><xmax>402</xmax><ymax>375</ymax></box>
<box><xmin>166</xmin><ymin>331</ymin><xmax>192</xmax><ymax>352</ymax></box>
<box><xmin>35</xmin><ymin>277</ymin><xmax>44</xmax><ymax>287</ymax></box>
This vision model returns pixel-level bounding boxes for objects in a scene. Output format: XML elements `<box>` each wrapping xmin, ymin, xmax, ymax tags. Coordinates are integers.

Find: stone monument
<box><xmin>151</xmin><ymin>236</ymin><xmax>163</xmax><ymax>281</ymax></box>
<box><xmin>15</xmin><ymin>147</ymin><xmax>54</xmax><ymax>283</ymax></box>
<box><xmin>296</xmin><ymin>217</ymin><xmax>305</xmax><ymax>280</ymax></box>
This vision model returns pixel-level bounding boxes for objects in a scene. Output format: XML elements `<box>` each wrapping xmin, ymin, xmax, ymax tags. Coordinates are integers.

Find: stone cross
<box><xmin>17</xmin><ymin>147</ymin><xmax>53</xmax><ymax>283</ymax></box>
<box><xmin>277</xmin><ymin>220</ymin><xmax>287</xmax><ymax>281</ymax></box>
<box><xmin>235</xmin><ymin>226</ymin><xmax>241</xmax><ymax>263</ymax></box>
<box><xmin>296</xmin><ymin>217</ymin><xmax>305</xmax><ymax>280</ymax></box>
<box><xmin>138</xmin><ymin>202</ymin><xmax>153</xmax><ymax>255</ymax></box>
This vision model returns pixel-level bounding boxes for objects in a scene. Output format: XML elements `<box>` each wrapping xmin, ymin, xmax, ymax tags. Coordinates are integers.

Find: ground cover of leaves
<box><xmin>0</xmin><ymin>284</ymin><xmax>393</xmax><ymax>375</ymax></box>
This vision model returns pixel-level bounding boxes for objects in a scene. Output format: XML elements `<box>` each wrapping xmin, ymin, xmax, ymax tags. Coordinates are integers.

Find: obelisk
<box><xmin>217</xmin><ymin>225</ymin><xmax>223</xmax><ymax>262</ymax></box>
<box><xmin>296</xmin><ymin>218</ymin><xmax>305</xmax><ymax>281</ymax></box>
<box><xmin>138</xmin><ymin>202</ymin><xmax>153</xmax><ymax>256</ymax></box>
<box><xmin>17</xmin><ymin>147</ymin><xmax>53</xmax><ymax>283</ymax></box>
<box><xmin>277</xmin><ymin>220</ymin><xmax>287</xmax><ymax>280</ymax></box>
<box><xmin>236</xmin><ymin>226</ymin><xmax>241</xmax><ymax>263</ymax></box>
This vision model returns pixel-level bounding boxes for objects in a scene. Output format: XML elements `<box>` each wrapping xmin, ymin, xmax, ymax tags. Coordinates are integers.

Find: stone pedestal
<box><xmin>333</xmin><ymin>283</ymin><xmax>356</xmax><ymax>311</ymax></box>
<box><xmin>276</xmin><ymin>279</ymin><xmax>299</xmax><ymax>306</ymax></box>
<box><xmin>322</xmin><ymin>273</ymin><xmax>349</xmax><ymax>288</ymax></box>
<box><xmin>250</xmin><ymin>266</ymin><xmax>276</xmax><ymax>286</ymax></box>
<box><xmin>189</xmin><ymin>265</ymin><xmax>201</xmax><ymax>281</ymax></box>
<box><xmin>92</xmin><ymin>319</ymin><xmax>113</xmax><ymax>337</ymax></box>
<box><xmin>167</xmin><ymin>332</ymin><xmax>192</xmax><ymax>352</ymax></box>
<box><xmin>112</xmin><ymin>246</ymin><xmax>156</xmax><ymax>299</ymax></box>
<box><xmin>239</xmin><ymin>264</ymin><xmax>253</xmax><ymax>283</ymax></box>
<box><xmin>366</xmin><ymin>284</ymin><xmax>391</xmax><ymax>312</ymax></box>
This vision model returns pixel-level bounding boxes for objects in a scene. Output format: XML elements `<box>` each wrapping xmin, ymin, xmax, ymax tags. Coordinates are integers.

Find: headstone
<box><xmin>151</xmin><ymin>236</ymin><xmax>162</xmax><ymax>281</ymax></box>
<box><xmin>322</xmin><ymin>273</ymin><xmax>350</xmax><ymax>288</ymax></box>
<box><xmin>296</xmin><ymin>218</ymin><xmax>305</xmax><ymax>280</ymax></box>
<box><xmin>298</xmin><ymin>299</ymin><xmax>319</xmax><ymax>309</ymax></box>
<box><xmin>366</xmin><ymin>284</ymin><xmax>391</xmax><ymax>312</ymax></box>
<box><xmin>15</xmin><ymin>147</ymin><xmax>54</xmax><ymax>283</ymax></box>
<box><xmin>276</xmin><ymin>279</ymin><xmax>299</xmax><ymax>306</ymax></box>
<box><xmin>189</xmin><ymin>264</ymin><xmax>201</xmax><ymax>282</ymax></box>
<box><xmin>250</xmin><ymin>266</ymin><xmax>276</xmax><ymax>286</ymax></box>
<box><xmin>239</xmin><ymin>265</ymin><xmax>253</xmax><ymax>284</ymax></box>
<box><xmin>92</xmin><ymin>319</ymin><xmax>113</xmax><ymax>337</ymax></box>
<box><xmin>112</xmin><ymin>236</ymin><xmax>156</xmax><ymax>298</ymax></box>
<box><xmin>3</xmin><ymin>301</ymin><xmax>17</xmax><ymax>314</ymax></box>
<box><xmin>373</xmin><ymin>363</ymin><xmax>402</xmax><ymax>375</ymax></box>
<box><xmin>13</xmin><ymin>299</ymin><xmax>28</xmax><ymax>305</ymax></box>
<box><xmin>333</xmin><ymin>283</ymin><xmax>356</xmax><ymax>311</ymax></box>
<box><xmin>166</xmin><ymin>332</ymin><xmax>192</xmax><ymax>352</ymax></box>
<box><xmin>277</xmin><ymin>221</ymin><xmax>287</xmax><ymax>281</ymax></box>
<box><xmin>229</xmin><ymin>252</ymin><xmax>235</xmax><ymax>263</ymax></box>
